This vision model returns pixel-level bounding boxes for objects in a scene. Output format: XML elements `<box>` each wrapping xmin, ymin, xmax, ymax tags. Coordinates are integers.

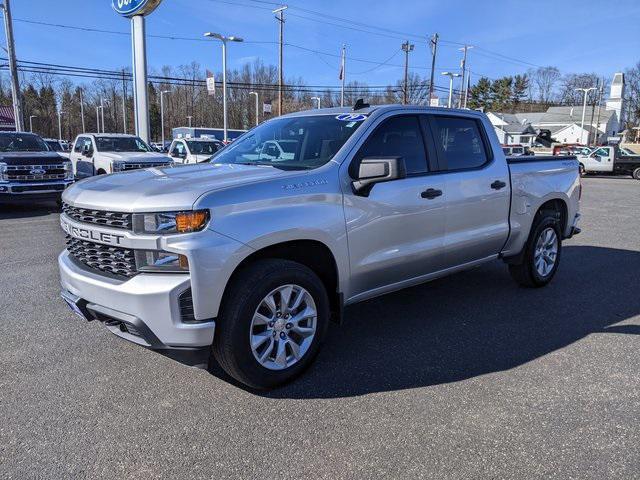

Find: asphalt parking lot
<box><xmin>1</xmin><ymin>176</ymin><xmax>639</xmax><ymax>479</ymax></box>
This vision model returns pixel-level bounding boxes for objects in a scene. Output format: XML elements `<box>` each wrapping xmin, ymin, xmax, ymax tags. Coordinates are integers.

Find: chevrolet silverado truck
<box><xmin>70</xmin><ymin>133</ymin><xmax>174</xmax><ymax>179</ymax></box>
<box><xmin>0</xmin><ymin>132</ymin><xmax>74</xmax><ymax>203</ymax></box>
<box><xmin>59</xmin><ymin>105</ymin><xmax>581</xmax><ymax>389</ymax></box>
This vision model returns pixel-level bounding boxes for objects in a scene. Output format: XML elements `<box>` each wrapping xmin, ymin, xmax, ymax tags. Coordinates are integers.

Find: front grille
<box><xmin>179</xmin><ymin>289</ymin><xmax>196</xmax><ymax>323</ymax></box>
<box><xmin>66</xmin><ymin>235</ymin><xmax>137</xmax><ymax>278</ymax></box>
<box><xmin>10</xmin><ymin>184</ymin><xmax>65</xmax><ymax>193</ymax></box>
<box><xmin>6</xmin><ymin>164</ymin><xmax>67</xmax><ymax>182</ymax></box>
<box><xmin>62</xmin><ymin>203</ymin><xmax>132</xmax><ymax>230</ymax></box>
<box><xmin>122</xmin><ymin>162</ymin><xmax>173</xmax><ymax>171</ymax></box>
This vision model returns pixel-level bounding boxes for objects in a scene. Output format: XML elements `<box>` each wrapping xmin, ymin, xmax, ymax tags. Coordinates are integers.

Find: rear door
<box><xmin>427</xmin><ymin>114</ymin><xmax>511</xmax><ymax>267</ymax></box>
<box><xmin>343</xmin><ymin>114</ymin><xmax>447</xmax><ymax>298</ymax></box>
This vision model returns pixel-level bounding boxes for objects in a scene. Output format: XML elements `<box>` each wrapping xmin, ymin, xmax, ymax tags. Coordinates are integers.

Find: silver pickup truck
<box><xmin>59</xmin><ymin>105</ymin><xmax>581</xmax><ymax>388</ymax></box>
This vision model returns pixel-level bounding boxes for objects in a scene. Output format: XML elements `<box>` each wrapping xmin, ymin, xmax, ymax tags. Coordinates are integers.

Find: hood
<box><xmin>63</xmin><ymin>163</ymin><xmax>297</xmax><ymax>212</ymax></box>
<box><xmin>0</xmin><ymin>151</ymin><xmax>68</xmax><ymax>165</ymax></box>
<box><xmin>97</xmin><ymin>151</ymin><xmax>170</xmax><ymax>163</ymax></box>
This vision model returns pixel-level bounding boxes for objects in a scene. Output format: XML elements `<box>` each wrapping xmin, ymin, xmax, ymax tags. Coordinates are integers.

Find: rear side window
<box><xmin>430</xmin><ymin>116</ymin><xmax>489</xmax><ymax>170</ymax></box>
<box><xmin>355</xmin><ymin>115</ymin><xmax>428</xmax><ymax>175</ymax></box>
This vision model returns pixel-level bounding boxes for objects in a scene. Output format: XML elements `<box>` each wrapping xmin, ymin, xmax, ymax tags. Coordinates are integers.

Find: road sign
<box><xmin>112</xmin><ymin>0</ymin><xmax>163</xmax><ymax>17</ymax></box>
<box><xmin>263</xmin><ymin>103</ymin><xmax>272</xmax><ymax>114</ymax></box>
<box><xmin>206</xmin><ymin>71</ymin><xmax>216</xmax><ymax>96</ymax></box>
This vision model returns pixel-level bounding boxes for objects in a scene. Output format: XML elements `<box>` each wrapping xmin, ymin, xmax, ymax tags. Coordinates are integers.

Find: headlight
<box><xmin>0</xmin><ymin>162</ymin><xmax>7</xmax><ymax>182</ymax></box>
<box><xmin>132</xmin><ymin>210</ymin><xmax>210</xmax><ymax>234</ymax></box>
<box><xmin>112</xmin><ymin>161</ymin><xmax>125</xmax><ymax>172</ymax></box>
<box><xmin>135</xmin><ymin>250</ymin><xmax>189</xmax><ymax>273</ymax></box>
<box><xmin>63</xmin><ymin>161</ymin><xmax>74</xmax><ymax>180</ymax></box>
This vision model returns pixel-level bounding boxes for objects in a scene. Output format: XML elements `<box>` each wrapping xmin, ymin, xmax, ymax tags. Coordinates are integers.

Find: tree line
<box><xmin>2</xmin><ymin>59</ymin><xmax>639</xmax><ymax>142</ymax></box>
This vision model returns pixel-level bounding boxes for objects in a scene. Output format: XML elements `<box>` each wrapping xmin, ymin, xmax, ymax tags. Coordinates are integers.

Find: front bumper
<box><xmin>59</xmin><ymin>250</ymin><xmax>215</xmax><ymax>351</ymax></box>
<box><xmin>0</xmin><ymin>180</ymin><xmax>73</xmax><ymax>196</ymax></box>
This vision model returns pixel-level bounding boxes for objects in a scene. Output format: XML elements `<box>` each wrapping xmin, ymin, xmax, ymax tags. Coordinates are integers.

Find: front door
<box><xmin>585</xmin><ymin>146</ymin><xmax>613</xmax><ymax>172</ymax></box>
<box><xmin>343</xmin><ymin>114</ymin><xmax>447</xmax><ymax>299</ymax></box>
<box><xmin>71</xmin><ymin>137</ymin><xmax>95</xmax><ymax>178</ymax></box>
<box><xmin>427</xmin><ymin>114</ymin><xmax>511</xmax><ymax>267</ymax></box>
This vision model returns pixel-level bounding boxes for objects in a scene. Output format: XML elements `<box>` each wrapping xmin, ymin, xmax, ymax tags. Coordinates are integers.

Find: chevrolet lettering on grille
<box><xmin>61</xmin><ymin>217</ymin><xmax>125</xmax><ymax>246</ymax></box>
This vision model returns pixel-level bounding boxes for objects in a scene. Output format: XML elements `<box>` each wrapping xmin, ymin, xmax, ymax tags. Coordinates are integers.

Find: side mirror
<box><xmin>352</xmin><ymin>156</ymin><xmax>406</xmax><ymax>196</ymax></box>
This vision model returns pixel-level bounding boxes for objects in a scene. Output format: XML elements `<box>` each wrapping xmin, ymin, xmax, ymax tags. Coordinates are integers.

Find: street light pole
<box><xmin>57</xmin><ymin>110</ymin><xmax>65</xmax><ymax>140</ymax></box>
<box><xmin>249</xmin><ymin>91</ymin><xmax>259</xmax><ymax>126</ymax></box>
<box><xmin>311</xmin><ymin>96</ymin><xmax>321</xmax><ymax>109</ymax></box>
<box><xmin>576</xmin><ymin>87</ymin><xmax>597</xmax><ymax>145</ymax></box>
<box><xmin>204</xmin><ymin>32</ymin><xmax>243</xmax><ymax>143</ymax></box>
<box><xmin>96</xmin><ymin>106</ymin><xmax>101</xmax><ymax>133</ymax></box>
<box><xmin>401</xmin><ymin>41</ymin><xmax>415</xmax><ymax>105</ymax></box>
<box><xmin>442</xmin><ymin>72</ymin><xmax>461</xmax><ymax>108</ymax></box>
<box><xmin>29</xmin><ymin>115</ymin><xmax>36</xmax><ymax>133</ymax></box>
<box><xmin>100</xmin><ymin>98</ymin><xmax>106</xmax><ymax>133</ymax></box>
<box><xmin>79</xmin><ymin>88</ymin><xmax>85</xmax><ymax>133</ymax></box>
<box><xmin>186</xmin><ymin>115</ymin><xmax>193</xmax><ymax>128</ymax></box>
<box><xmin>273</xmin><ymin>6</ymin><xmax>287</xmax><ymax>116</ymax></box>
<box><xmin>160</xmin><ymin>90</ymin><xmax>170</xmax><ymax>147</ymax></box>
<box><xmin>340</xmin><ymin>44</ymin><xmax>346</xmax><ymax>107</ymax></box>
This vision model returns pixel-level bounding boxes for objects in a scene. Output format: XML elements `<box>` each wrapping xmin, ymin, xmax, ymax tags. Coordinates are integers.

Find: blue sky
<box><xmin>10</xmin><ymin>0</ymin><xmax>640</xmax><ymax>91</ymax></box>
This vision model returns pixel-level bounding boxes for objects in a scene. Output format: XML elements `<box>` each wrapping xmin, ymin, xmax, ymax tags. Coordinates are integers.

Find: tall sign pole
<box><xmin>1</xmin><ymin>0</ymin><xmax>23</xmax><ymax>131</ymax></box>
<box><xmin>113</xmin><ymin>0</ymin><xmax>163</xmax><ymax>143</ymax></box>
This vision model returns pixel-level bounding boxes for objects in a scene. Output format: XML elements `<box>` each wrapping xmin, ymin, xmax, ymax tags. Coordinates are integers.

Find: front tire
<box><xmin>509</xmin><ymin>211</ymin><xmax>562</xmax><ymax>288</ymax></box>
<box><xmin>212</xmin><ymin>259</ymin><xmax>329</xmax><ymax>389</ymax></box>
<box><xmin>632</xmin><ymin>167</ymin><xmax>640</xmax><ymax>180</ymax></box>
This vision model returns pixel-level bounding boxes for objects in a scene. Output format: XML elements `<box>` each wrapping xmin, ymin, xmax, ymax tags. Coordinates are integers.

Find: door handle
<box><xmin>421</xmin><ymin>188</ymin><xmax>442</xmax><ymax>199</ymax></box>
<box><xmin>491</xmin><ymin>180</ymin><xmax>507</xmax><ymax>190</ymax></box>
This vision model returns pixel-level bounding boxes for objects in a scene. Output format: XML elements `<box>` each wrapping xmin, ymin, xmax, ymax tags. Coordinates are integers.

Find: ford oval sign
<box><xmin>112</xmin><ymin>0</ymin><xmax>162</xmax><ymax>17</ymax></box>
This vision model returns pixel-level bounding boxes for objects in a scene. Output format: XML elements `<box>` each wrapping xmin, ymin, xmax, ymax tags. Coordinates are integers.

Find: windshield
<box><xmin>96</xmin><ymin>136</ymin><xmax>151</xmax><ymax>153</ymax></box>
<box><xmin>0</xmin><ymin>133</ymin><xmax>48</xmax><ymax>152</ymax></box>
<box><xmin>213</xmin><ymin>114</ymin><xmax>366</xmax><ymax>170</ymax></box>
<box><xmin>187</xmin><ymin>141</ymin><xmax>220</xmax><ymax>155</ymax></box>
<box><xmin>45</xmin><ymin>140</ymin><xmax>62</xmax><ymax>152</ymax></box>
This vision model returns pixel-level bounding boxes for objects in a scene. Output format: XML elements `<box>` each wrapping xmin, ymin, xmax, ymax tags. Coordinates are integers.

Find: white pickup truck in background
<box><xmin>70</xmin><ymin>134</ymin><xmax>174</xmax><ymax>178</ymax></box>
<box><xmin>168</xmin><ymin>137</ymin><xmax>225</xmax><ymax>164</ymax></box>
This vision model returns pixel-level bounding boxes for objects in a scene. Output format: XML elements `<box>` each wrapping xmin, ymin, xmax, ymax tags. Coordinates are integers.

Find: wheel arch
<box><xmin>222</xmin><ymin>239</ymin><xmax>343</xmax><ymax>324</ymax></box>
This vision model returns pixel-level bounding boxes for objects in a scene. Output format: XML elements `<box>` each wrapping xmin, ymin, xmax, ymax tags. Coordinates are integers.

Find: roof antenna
<box><xmin>353</xmin><ymin>98</ymin><xmax>369</xmax><ymax>111</ymax></box>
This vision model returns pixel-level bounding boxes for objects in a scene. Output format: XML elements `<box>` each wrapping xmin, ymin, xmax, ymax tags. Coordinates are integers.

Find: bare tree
<box><xmin>533</xmin><ymin>66</ymin><xmax>561</xmax><ymax>103</ymax></box>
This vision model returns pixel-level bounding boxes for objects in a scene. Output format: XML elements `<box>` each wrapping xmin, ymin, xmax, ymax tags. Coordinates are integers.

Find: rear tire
<box><xmin>632</xmin><ymin>167</ymin><xmax>640</xmax><ymax>180</ymax></box>
<box><xmin>212</xmin><ymin>259</ymin><xmax>329</xmax><ymax>389</ymax></box>
<box><xmin>509</xmin><ymin>211</ymin><xmax>562</xmax><ymax>288</ymax></box>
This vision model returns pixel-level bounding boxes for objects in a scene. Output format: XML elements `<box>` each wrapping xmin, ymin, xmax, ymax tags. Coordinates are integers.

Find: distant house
<box><xmin>487</xmin><ymin>72</ymin><xmax>624</xmax><ymax>146</ymax></box>
<box><xmin>0</xmin><ymin>106</ymin><xmax>16</xmax><ymax>132</ymax></box>
<box><xmin>485</xmin><ymin>112</ymin><xmax>538</xmax><ymax>146</ymax></box>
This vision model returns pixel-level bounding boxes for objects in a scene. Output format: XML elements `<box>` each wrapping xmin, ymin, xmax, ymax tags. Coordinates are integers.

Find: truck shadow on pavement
<box><xmin>0</xmin><ymin>201</ymin><xmax>60</xmax><ymax>219</ymax></box>
<box><xmin>231</xmin><ymin>245</ymin><xmax>640</xmax><ymax>399</ymax></box>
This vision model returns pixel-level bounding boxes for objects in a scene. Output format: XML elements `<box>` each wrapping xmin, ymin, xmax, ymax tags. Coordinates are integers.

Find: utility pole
<box><xmin>79</xmin><ymin>88</ymin><xmax>85</xmax><ymax>133</ymax></box>
<box><xmin>1</xmin><ymin>0</ymin><xmax>23</xmax><ymax>131</ymax></box>
<box><xmin>122</xmin><ymin>69</ymin><xmax>127</xmax><ymax>134</ymax></box>
<box><xmin>273</xmin><ymin>6</ymin><xmax>287</xmax><ymax>116</ymax></box>
<box><xmin>428</xmin><ymin>33</ymin><xmax>439</xmax><ymax>104</ymax></box>
<box><xmin>401</xmin><ymin>41</ymin><xmax>414</xmax><ymax>105</ymax></box>
<box><xmin>340</xmin><ymin>44</ymin><xmax>346</xmax><ymax>107</ymax></box>
<box><xmin>576</xmin><ymin>86</ymin><xmax>597</xmax><ymax>145</ymax></box>
<box><xmin>249</xmin><ymin>91</ymin><xmax>259</xmax><ymax>126</ymax></box>
<box><xmin>458</xmin><ymin>45</ymin><xmax>473</xmax><ymax>108</ymax></box>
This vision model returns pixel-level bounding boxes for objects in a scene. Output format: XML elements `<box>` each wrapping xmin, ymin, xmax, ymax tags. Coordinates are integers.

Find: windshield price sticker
<box><xmin>335</xmin><ymin>114</ymin><xmax>367</xmax><ymax>122</ymax></box>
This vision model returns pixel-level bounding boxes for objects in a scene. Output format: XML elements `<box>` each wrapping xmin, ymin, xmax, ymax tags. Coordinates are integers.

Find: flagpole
<box><xmin>340</xmin><ymin>44</ymin><xmax>346</xmax><ymax>107</ymax></box>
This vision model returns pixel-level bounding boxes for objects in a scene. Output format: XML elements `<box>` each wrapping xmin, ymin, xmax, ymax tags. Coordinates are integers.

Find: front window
<box><xmin>45</xmin><ymin>140</ymin><xmax>62</xmax><ymax>152</ymax></box>
<box><xmin>95</xmin><ymin>136</ymin><xmax>151</xmax><ymax>153</ymax></box>
<box><xmin>186</xmin><ymin>141</ymin><xmax>220</xmax><ymax>155</ymax></box>
<box><xmin>213</xmin><ymin>114</ymin><xmax>366</xmax><ymax>170</ymax></box>
<box><xmin>0</xmin><ymin>133</ymin><xmax>48</xmax><ymax>152</ymax></box>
